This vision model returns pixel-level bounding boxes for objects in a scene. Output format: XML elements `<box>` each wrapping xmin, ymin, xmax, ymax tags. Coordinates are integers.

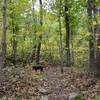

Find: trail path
<box><xmin>0</xmin><ymin>65</ymin><xmax>100</xmax><ymax>100</ymax></box>
<box><xmin>38</xmin><ymin>66</ymin><xmax>100</xmax><ymax>100</ymax></box>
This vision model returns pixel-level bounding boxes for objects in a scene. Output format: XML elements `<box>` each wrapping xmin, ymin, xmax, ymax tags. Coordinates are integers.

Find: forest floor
<box><xmin>0</xmin><ymin>65</ymin><xmax>100</xmax><ymax>100</ymax></box>
<box><xmin>39</xmin><ymin>66</ymin><xmax>100</xmax><ymax>100</ymax></box>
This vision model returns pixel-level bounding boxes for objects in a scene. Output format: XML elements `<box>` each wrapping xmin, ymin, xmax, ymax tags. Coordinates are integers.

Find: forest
<box><xmin>0</xmin><ymin>0</ymin><xmax>100</xmax><ymax>100</ymax></box>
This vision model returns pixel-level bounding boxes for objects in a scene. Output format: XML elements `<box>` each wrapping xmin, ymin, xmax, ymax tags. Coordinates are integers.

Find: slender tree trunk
<box><xmin>94</xmin><ymin>8</ymin><xmax>100</xmax><ymax>74</ymax></box>
<box><xmin>87</xmin><ymin>0</ymin><xmax>95</xmax><ymax>72</ymax></box>
<box><xmin>96</xmin><ymin>34</ymin><xmax>100</xmax><ymax>73</ymax></box>
<box><xmin>59</xmin><ymin>0</ymin><xmax>63</xmax><ymax>58</ymax></box>
<box><xmin>2</xmin><ymin>0</ymin><xmax>7</xmax><ymax>67</ymax></box>
<box><xmin>36</xmin><ymin>0</ymin><xmax>43</xmax><ymax>64</ymax></box>
<box><xmin>36</xmin><ymin>36</ymin><xmax>42</xmax><ymax>64</ymax></box>
<box><xmin>65</xmin><ymin>2</ymin><xmax>71</xmax><ymax>66</ymax></box>
<box><xmin>39</xmin><ymin>0</ymin><xmax>43</xmax><ymax>25</ymax></box>
<box><xmin>58</xmin><ymin>0</ymin><xmax>63</xmax><ymax>72</ymax></box>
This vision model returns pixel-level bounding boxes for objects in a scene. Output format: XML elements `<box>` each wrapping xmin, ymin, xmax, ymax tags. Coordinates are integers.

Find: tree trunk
<box><xmin>58</xmin><ymin>0</ymin><xmax>63</xmax><ymax>72</ymax></box>
<box><xmin>2</xmin><ymin>0</ymin><xmax>7</xmax><ymax>68</ymax></box>
<box><xmin>65</xmin><ymin>2</ymin><xmax>71</xmax><ymax>66</ymax></box>
<box><xmin>36</xmin><ymin>36</ymin><xmax>42</xmax><ymax>64</ymax></box>
<box><xmin>94</xmin><ymin>7</ymin><xmax>100</xmax><ymax>75</ymax></box>
<box><xmin>36</xmin><ymin>0</ymin><xmax>43</xmax><ymax>64</ymax></box>
<box><xmin>87</xmin><ymin>0</ymin><xmax>96</xmax><ymax>73</ymax></box>
<box><xmin>96</xmin><ymin>34</ymin><xmax>100</xmax><ymax>73</ymax></box>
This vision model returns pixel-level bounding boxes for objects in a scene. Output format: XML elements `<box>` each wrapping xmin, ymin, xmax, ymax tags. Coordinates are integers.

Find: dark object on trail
<box><xmin>32</xmin><ymin>65</ymin><xmax>44</xmax><ymax>72</ymax></box>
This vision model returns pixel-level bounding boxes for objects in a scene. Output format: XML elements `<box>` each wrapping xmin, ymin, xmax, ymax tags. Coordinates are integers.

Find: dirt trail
<box><xmin>46</xmin><ymin>67</ymin><xmax>65</xmax><ymax>99</ymax></box>
<box><xmin>40</xmin><ymin>67</ymin><xmax>74</xmax><ymax>100</ymax></box>
<box><xmin>39</xmin><ymin>66</ymin><xmax>100</xmax><ymax>100</ymax></box>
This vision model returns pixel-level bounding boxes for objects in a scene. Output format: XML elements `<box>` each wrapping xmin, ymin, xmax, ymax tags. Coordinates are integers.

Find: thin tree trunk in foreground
<box><xmin>36</xmin><ymin>0</ymin><xmax>43</xmax><ymax>64</ymax></box>
<box><xmin>2</xmin><ymin>0</ymin><xmax>7</xmax><ymax>68</ymax></box>
<box><xmin>65</xmin><ymin>2</ymin><xmax>71</xmax><ymax>66</ymax></box>
<box><xmin>59</xmin><ymin>0</ymin><xmax>63</xmax><ymax>73</ymax></box>
<box><xmin>87</xmin><ymin>0</ymin><xmax>95</xmax><ymax>73</ymax></box>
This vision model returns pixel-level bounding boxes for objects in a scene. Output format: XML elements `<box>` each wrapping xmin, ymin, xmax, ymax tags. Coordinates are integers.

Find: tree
<box><xmin>36</xmin><ymin>0</ymin><xmax>43</xmax><ymax>64</ymax></box>
<box><xmin>87</xmin><ymin>0</ymin><xmax>96</xmax><ymax>73</ymax></box>
<box><xmin>94</xmin><ymin>7</ymin><xmax>100</xmax><ymax>74</ymax></box>
<box><xmin>65</xmin><ymin>0</ymin><xmax>71</xmax><ymax>66</ymax></box>
<box><xmin>2</xmin><ymin>0</ymin><xmax>7</xmax><ymax>67</ymax></box>
<box><xmin>58</xmin><ymin>0</ymin><xmax>63</xmax><ymax>72</ymax></box>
